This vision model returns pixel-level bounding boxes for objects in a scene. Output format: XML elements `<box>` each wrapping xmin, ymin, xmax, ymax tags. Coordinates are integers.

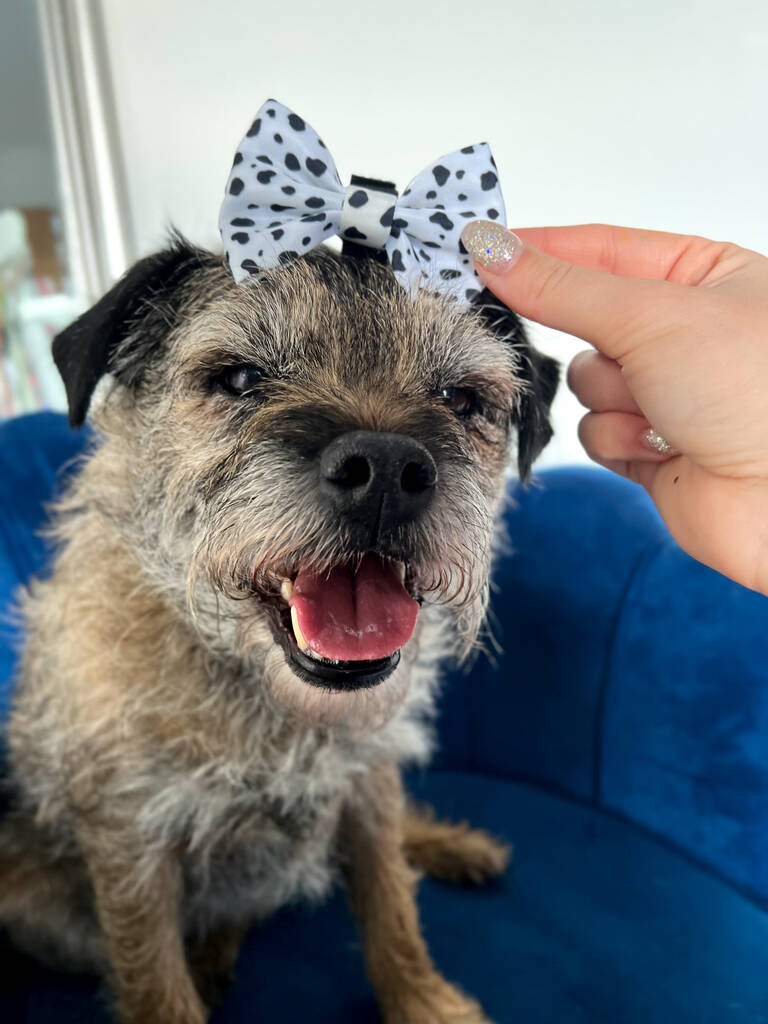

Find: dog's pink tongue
<box><xmin>290</xmin><ymin>556</ymin><xmax>418</xmax><ymax>661</ymax></box>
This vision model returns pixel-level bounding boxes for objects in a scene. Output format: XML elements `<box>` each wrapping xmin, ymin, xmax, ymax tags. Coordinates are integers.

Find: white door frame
<box><xmin>36</xmin><ymin>0</ymin><xmax>134</xmax><ymax>303</ymax></box>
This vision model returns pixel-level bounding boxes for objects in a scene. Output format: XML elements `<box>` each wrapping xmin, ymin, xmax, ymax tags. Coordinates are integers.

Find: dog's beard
<box><xmin>184</xmin><ymin>542</ymin><xmax>489</xmax><ymax>734</ymax></box>
<box><xmin>262</xmin><ymin>640</ymin><xmax>414</xmax><ymax>735</ymax></box>
<box><xmin>181</xmin><ymin>454</ymin><xmax>495</xmax><ymax>732</ymax></box>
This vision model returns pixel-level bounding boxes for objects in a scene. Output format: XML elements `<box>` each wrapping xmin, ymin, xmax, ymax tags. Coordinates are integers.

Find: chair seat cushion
<box><xmin>2</xmin><ymin>770</ymin><xmax>766</xmax><ymax>1023</ymax></box>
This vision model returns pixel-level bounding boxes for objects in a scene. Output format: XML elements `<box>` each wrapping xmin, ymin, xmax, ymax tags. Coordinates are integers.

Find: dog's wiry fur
<box><xmin>0</xmin><ymin>239</ymin><xmax>556</xmax><ymax>1022</ymax></box>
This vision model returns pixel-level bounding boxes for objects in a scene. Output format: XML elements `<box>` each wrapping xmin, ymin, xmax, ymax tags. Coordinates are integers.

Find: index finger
<box><xmin>512</xmin><ymin>224</ymin><xmax>727</xmax><ymax>285</ymax></box>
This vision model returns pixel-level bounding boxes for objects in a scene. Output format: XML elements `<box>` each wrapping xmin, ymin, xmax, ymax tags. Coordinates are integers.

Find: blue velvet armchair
<box><xmin>1</xmin><ymin>412</ymin><xmax>767</xmax><ymax>1023</ymax></box>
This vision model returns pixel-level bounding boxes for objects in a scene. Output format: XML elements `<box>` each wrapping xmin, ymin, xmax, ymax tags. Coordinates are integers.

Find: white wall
<box><xmin>99</xmin><ymin>0</ymin><xmax>768</xmax><ymax>468</ymax></box>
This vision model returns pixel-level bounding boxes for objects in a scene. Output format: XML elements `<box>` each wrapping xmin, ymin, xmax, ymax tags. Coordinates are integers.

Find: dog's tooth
<box><xmin>280</xmin><ymin>578</ymin><xmax>293</xmax><ymax>601</ymax></box>
<box><xmin>290</xmin><ymin>606</ymin><xmax>308</xmax><ymax>650</ymax></box>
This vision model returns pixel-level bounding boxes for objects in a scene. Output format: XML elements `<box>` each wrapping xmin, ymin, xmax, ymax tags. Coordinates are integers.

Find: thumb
<box><xmin>461</xmin><ymin>220</ymin><xmax>671</xmax><ymax>360</ymax></box>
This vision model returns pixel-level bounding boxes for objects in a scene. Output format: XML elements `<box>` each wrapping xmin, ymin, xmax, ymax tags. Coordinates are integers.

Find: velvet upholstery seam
<box><xmin>413</xmin><ymin>766</ymin><xmax>768</xmax><ymax>913</ymax></box>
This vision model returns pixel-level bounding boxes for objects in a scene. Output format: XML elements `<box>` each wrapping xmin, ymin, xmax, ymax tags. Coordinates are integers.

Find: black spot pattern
<box><xmin>233</xmin><ymin>152</ymin><xmax>243</xmax><ymax>166</ymax></box>
<box><xmin>281</xmin><ymin>185</ymin><xmax>296</xmax><ymax>195</ymax></box>
<box><xmin>271</xmin><ymin>229</ymin><xmax>284</xmax><ymax>240</ymax></box>
<box><xmin>231</xmin><ymin>232</ymin><xmax>249</xmax><ymax>244</ymax></box>
<box><xmin>481</xmin><ymin>171</ymin><xmax>498</xmax><ymax>191</ymax></box>
<box><xmin>301</xmin><ymin>213</ymin><xmax>326</xmax><ymax>222</ymax></box>
<box><xmin>429</xmin><ymin>212</ymin><xmax>454</xmax><ymax>230</ymax></box>
<box><xmin>306</xmin><ymin>196</ymin><xmax>325</xmax><ymax>208</ymax></box>
<box><xmin>343</xmin><ymin>226</ymin><xmax>367</xmax><ymax>240</ymax></box>
<box><xmin>229</xmin><ymin>177</ymin><xmax>244</xmax><ymax>196</ymax></box>
<box><xmin>347</xmin><ymin>190</ymin><xmax>368</xmax><ymax>207</ymax></box>
<box><xmin>274</xmin><ymin>133</ymin><xmax>283</xmax><ymax>143</ymax></box>
<box><xmin>270</xmin><ymin>204</ymin><xmax>294</xmax><ymax>212</ymax></box>
<box><xmin>426</xmin><ymin>190</ymin><xmax>437</xmax><ymax>199</ymax></box>
<box><xmin>306</xmin><ymin>157</ymin><xmax>327</xmax><ymax>177</ymax></box>
<box><xmin>240</xmin><ymin>259</ymin><xmax>259</xmax><ymax>273</ymax></box>
<box><xmin>379</xmin><ymin>206</ymin><xmax>395</xmax><ymax>228</ymax></box>
<box><xmin>432</xmin><ymin>165</ymin><xmax>450</xmax><ymax>186</ymax></box>
<box><xmin>458</xmin><ymin>192</ymin><xmax>467</xmax><ymax>201</ymax></box>
<box><xmin>256</xmin><ymin>170</ymin><xmax>276</xmax><ymax>184</ymax></box>
<box><xmin>231</xmin><ymin>217</ymin><xmax>254</xmax><ymax>226</ymax></box>
<box><xmin>487</xmin><ymin>208</ymin><xmax>499</xmax><ymax>219</ymax></box>
<box><xmin>285</xmin><ymin>153</ymin><xmax>300</xmax><ymax>171</ymax></box>
<box><xmin>256</xmin><ymin>155</ymin><xmax>273</xmax><ymax>165</ymax></box>
<box><xmin>302</xmin><ymin>236</ymin><xmax>311</xmax><ymax>245</ymax></box>
<box><xmin>461</xmin><ymin>145</ymin><xmax>475</xmax><ymax>154</ymax></box>
<box><xmin>440</xmin><ymin>268</ymin><xmax>461</xmax><ymax>279</ymax></box>
<box><xmin>391</xmin><ymin>250</ymin><xmax>405</xmax><ymax>272</ymax></box>
<box><xmin>246</xmin><ymin>118</ymin><xmax>261</xmax><ymax>137</ymax></box>
<box><xmin>288</xmin><ymin>114</ymin><xmax>305</xmax><ymax>131</ymax></box>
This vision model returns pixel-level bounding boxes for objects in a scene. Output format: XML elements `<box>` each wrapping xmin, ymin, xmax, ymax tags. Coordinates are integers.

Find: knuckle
<box><xmin>531</xmin><ymin>259</ymin><xmax>577</xmax><ymax>306</ymax></box>
<box><xmin>566</xmin><ymin>350</ymin><xmax>596</xmax><ymax>395</ymax></box>
<box><xmin>578</xmin><ymin>411</ymin><xmax>613</xmax><ymax>461</ymax></box>
<box><xmin>577</xmin><ymin>411</ymin><xmax>596</xmax><ymax>449</ymax></box>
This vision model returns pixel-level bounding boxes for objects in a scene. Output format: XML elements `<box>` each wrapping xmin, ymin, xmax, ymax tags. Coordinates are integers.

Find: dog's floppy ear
<box><xmin>514</xmin><ymin>341</ymin><xmax>559</xmax><ymax>482</ymax></box>
<box><xmin>53</xmin><ymin>235</ymin><xmax>215</xmax><ymax>427</ymax></box>
<box><xmin>474</xmin><ymin>288</ymin><xmax>559</xmax><ymax>482</ymax></box>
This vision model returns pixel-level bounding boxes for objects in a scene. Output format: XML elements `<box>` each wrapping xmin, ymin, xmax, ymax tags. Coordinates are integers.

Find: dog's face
<box><xmin>53</xmin><ymin>240</ymin><xmax>557</xmax><ymax>733</ymax></box>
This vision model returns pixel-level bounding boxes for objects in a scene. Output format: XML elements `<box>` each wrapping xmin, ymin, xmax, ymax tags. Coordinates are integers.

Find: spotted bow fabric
<box><xmin>219</xmin><ymin>99</ymin><xmax>506</xmax><ymax>305</ymax></box>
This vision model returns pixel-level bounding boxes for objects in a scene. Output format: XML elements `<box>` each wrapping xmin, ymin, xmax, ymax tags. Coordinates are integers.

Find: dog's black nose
<box><xmin>319</xmin><ymin>430</ymin><xmax>437</xmax><ymax>534</ymax></box>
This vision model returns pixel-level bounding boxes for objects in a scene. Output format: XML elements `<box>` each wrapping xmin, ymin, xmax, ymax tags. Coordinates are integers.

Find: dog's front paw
<box><xmin>403</xmin><ymin>806</ymin><xmax>512</xmax><ymax>886</ymax></box>
<box><xmin>382</xmin><ymin>978</ymin><xmax>494</xmax><ymax>1024</ymax></box>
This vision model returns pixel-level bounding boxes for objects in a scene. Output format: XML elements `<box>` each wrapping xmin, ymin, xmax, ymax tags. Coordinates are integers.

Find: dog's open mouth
<box><xmin>258</xmin><ymin>555</ymin><xmax>419</xmax><ymax>691</ymax></box>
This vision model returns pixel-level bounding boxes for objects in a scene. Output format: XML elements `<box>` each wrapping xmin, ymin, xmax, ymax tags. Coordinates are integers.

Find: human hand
<box><xmin>461</xmin><ymin>221</ymin><xmax>768</xmax><ymax>597</ymax></box>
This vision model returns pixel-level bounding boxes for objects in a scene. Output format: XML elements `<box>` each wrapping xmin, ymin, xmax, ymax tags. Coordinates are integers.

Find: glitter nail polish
<box><xmin>460</xmin><ymin>220</ymin><xmax>524</xmax><ymax>275</ymax></box>
<box><xmin>642</xmin><ymin>428</ymin><xmax>678</xmax><ymax>455</ymax></box>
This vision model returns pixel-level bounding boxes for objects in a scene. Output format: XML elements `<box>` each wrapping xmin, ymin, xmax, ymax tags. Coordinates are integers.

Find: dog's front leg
<box><xmin>79</xmin><ymin>828</ymin><xmax>206</xmax><ymax>1024</ymax></box>
<box><xmin>340</xmin><ymin>762</ymin><xmax>493</xmax><ymax>1024</ymax></box>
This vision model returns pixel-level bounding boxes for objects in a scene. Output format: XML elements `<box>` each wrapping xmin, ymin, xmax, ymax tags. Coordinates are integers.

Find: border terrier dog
<box><xmin>0</xmin><ymin>237</ymin><xmax>556</xmax><ymax>1023</ymax></box>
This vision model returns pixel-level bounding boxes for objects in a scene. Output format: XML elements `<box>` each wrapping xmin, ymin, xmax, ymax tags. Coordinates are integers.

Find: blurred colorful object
<box><xmin>0</xmin><ymin>208</ymin><xmax>75</xmax><ymax>418</ymax></box>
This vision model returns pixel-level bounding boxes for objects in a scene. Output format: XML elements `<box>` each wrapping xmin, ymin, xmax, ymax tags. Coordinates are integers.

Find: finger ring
<box><xmin>642</xmin><ymin>428</ymin><xmax>678</xmax><ymax>455</ymax></box>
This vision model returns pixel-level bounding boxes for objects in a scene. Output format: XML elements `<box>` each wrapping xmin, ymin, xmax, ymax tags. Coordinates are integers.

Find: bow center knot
<box><xmin>339</xmin><ymin>184</ymin><xmax>397</xmax><ymax>249</ymax></box>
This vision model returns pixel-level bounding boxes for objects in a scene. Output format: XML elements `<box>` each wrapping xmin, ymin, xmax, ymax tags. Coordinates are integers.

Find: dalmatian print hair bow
<box><xmin>219</xmin><ymin>99</ymin><xmax>506</xmax><ymax>306</ymax></box>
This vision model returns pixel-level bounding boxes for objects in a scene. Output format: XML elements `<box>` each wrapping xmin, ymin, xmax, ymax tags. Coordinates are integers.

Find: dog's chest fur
<box><xmin>142</xmin><ymin>696</ymin><xmax>436</xmax><ymax>931</ymax></box>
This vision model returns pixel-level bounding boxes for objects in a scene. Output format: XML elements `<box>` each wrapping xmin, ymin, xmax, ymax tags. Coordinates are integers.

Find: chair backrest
<box><xmin>435</xmin><ymin>467</ymin><xmax>768</xmax><ymax>907</ymax></box>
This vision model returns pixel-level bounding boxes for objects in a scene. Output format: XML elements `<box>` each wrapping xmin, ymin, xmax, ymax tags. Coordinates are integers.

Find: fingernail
<box><xmin>460</xmin><ymin>220</ymin><xmax>524</xmax><ymax>275</ymax></box>
<box><xmin>642</xmin><ymin>428</ymin><xmax>679</xmax><ymax>455</ymax></box>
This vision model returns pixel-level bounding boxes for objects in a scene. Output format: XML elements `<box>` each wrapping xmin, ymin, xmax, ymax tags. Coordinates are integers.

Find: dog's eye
<box><xmin>439</xmin><ymin>386</ymin><xmax>480</xmax><ymax>418</ymax></box>
<box><xmin>218</xmin><ymin>364</ymin><xmax>266</xmax><ymax>397</ymax></box>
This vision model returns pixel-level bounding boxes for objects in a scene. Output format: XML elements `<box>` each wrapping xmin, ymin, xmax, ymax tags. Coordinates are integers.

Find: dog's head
<box><xmin>53</xmin><ymin>237</ymin><xmax>557</xmax><ymax>732</ymax></box>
